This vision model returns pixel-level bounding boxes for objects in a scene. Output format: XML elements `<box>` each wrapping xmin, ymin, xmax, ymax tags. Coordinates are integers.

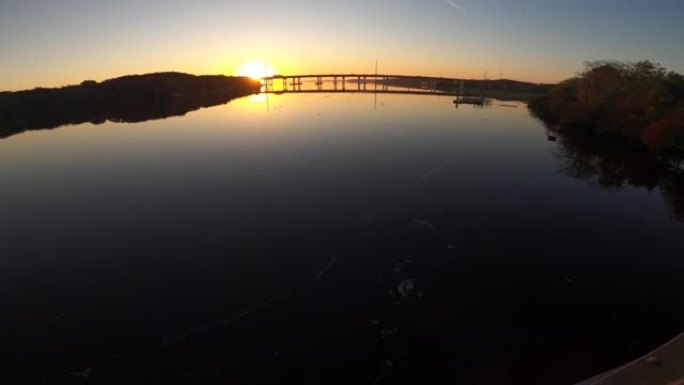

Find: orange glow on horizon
<box><xmin>236</xmin><ymin>60</ymin><xmax>277</xmax><ymax>79</ymax></box>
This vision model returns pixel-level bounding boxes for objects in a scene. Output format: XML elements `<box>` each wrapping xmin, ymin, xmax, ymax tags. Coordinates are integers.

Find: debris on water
<box><xmin>398</xmin><ymin>279</ymin><xmax>416</xmax><ymax>297</ymax></box>
<box><xmin>47</xmin><ymin>312</ymin><xmax>65</xmax><ymax>325</ymax></box>
<box><xmin>413</xmin><ymin>219</ymin><xmax>436</xmax><ymax>230</ymax></box>
<box><xmin>316</xmin><ymin>256</ymin><xmax>337</xmax><ymax>279</ymax></box>
<box><xmin>68</xmin><ymin>368</ymin><xmax>92</xmax><ymax>378</ymax></box>
<box><xmin>381</xmin><ymin>327</ymin><xmax>399</xmax><ymax>336</ymax></box>
<box><xmin>419</xmin><ymin>163</ymin><xmax>447</xmax><ymax>180</ymax></box>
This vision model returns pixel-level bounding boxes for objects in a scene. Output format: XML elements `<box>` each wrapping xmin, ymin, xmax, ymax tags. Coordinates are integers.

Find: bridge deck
<box><xmin>261</xmin><ymin>73</ymin><xmax>463</xmax><ymax>96</ymax></box>
<box><xmin>261</xmin><ymin>89</ymin><xmax>459</xmax><ymax>96</ymax></box>
<box><xmin>262</xmin><ymin>74</ymin><xmax>461</xmax><ymax>82</ymax></box>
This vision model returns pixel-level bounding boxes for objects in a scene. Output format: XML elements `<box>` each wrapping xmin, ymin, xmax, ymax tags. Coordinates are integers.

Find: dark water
<box><xmin>1</xmin><ymin>93</ymin><xmax>683</xmax><ymax>384</ymax></box>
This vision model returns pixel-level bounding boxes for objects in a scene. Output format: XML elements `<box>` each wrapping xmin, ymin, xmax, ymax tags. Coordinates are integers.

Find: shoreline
<box><xmin>0</xmin><ymin>72</ymin><xmax>262</xmax><ymax>139</ymax></box>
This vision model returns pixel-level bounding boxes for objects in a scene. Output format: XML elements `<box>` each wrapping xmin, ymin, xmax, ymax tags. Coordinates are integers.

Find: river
<box><xmin>1</xmin><ymin>91</ymin><xmax>682</xmax><ymax>384</ymax></box>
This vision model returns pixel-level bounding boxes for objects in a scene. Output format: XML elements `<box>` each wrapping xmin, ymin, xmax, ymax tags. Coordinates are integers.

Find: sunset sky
<box><xmin>1</xmin><ymin>0</ymin><xmax>683</xmax><ymax>91</ymax></box>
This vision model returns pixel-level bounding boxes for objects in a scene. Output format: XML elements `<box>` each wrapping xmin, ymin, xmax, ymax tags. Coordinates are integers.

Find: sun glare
<box><xmin>237</xmin><ymin>60</ymin><xmax>276</xmax><ymax>80</ymax></box>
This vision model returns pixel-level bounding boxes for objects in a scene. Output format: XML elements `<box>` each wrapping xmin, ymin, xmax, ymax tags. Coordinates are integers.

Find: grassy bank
<box><xmin>439</xmin><ymin>78</ymin><xmax>553</xmax><ymax>101</ymax></box>
<box><xmin>481</xmin><ymin>89</ymin><xmax>547</xmax><ymax>101</ymax></box>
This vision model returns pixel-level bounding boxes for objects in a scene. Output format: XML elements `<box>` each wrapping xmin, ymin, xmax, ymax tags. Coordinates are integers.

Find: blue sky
<box><xmin>1</xmin><ymin>0</ymin><xmax>683</xmax><ymax>90</ymax></box>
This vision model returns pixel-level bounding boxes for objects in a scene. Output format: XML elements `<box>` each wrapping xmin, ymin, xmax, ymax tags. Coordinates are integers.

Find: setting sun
<box><xmin>236</xmin><ymin>60</ymin><xmax>276</xmax><ymax>80</ymax></box>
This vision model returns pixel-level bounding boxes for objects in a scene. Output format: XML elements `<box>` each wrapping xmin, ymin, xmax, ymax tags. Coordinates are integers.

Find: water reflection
<box><xmin>0</xmin><ymin>92</ymin><xmax>683</xmax><ymax>384</ymax></box>
<box><xmin>545</xmin><ymin>123</ymin><xmax>684</xmax><ymax>220</ymax></box>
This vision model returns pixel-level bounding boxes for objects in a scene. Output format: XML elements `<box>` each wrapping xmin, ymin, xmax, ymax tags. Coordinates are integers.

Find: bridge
<box><xmin>261</xmin><ymin>74</ymin><xmax>464</xmax><ymax>96</ymax></box>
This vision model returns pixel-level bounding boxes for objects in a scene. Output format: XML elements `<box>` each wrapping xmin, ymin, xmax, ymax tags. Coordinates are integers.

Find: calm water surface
<box><xmin>1</xmin><ymin>93</ymin><xmax>683</xmax><ymax>384</ymax></box>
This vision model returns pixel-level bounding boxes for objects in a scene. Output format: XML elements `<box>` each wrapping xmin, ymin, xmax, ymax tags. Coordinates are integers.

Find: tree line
<box><xmin>529</xmin><ymin>60</ymin><xmax>684</xmax><ymax>150</ymax></box>
<box><xmin>0</xmin><ymin>72</ymin><xmax>262</xmax><ymax>139</ymax></box>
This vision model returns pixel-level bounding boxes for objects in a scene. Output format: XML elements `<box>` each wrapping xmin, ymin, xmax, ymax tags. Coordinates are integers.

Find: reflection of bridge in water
<box><xmin>261</xmin><ymin>74</ymin><xmax>461</xmax><ymax>96</ymax></box>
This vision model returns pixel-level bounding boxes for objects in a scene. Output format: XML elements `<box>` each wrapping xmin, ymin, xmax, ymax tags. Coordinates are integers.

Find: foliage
<box><xmin>529</xmin><ymin>61</ymin><xmax>684</xmax><ymax>150</ymax></box>
<box><xmin>0</xmin><ymin>73</ymin><xmax>262</xmax><ymax>139</ymax></box>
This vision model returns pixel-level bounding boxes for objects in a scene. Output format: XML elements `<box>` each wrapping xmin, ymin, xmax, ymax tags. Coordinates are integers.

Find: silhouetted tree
<box><xmin>0</xmin><ymin>73</ymin><xmax>262</xmax><ymax>138</ymax></box>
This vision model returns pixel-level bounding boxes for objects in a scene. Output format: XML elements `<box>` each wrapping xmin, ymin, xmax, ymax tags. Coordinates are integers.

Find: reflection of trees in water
<box><xmin>662</xmin><ymin>172</ymin><xmax>684</xmax><ymax>221</ymax></box>
<box><xmin>551</xmin><ymin>125</ymin><xmax>684</xmax><ymax>220</ymax></box>
<box><xmin>0</xmin><ymin>73</ymin><xmax>261</xmax><ymax>139</ymax></box>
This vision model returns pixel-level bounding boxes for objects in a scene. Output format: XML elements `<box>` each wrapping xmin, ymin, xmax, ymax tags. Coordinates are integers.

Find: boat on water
<box><xmin>453</xmin><ymin>71</ymin><xmax>487</xmax><ymax>106</ymax></box>
<box><xmin>453</xmin><ymin>96</ymin><xmax>485</xmax><ymax>105</ymax></box>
